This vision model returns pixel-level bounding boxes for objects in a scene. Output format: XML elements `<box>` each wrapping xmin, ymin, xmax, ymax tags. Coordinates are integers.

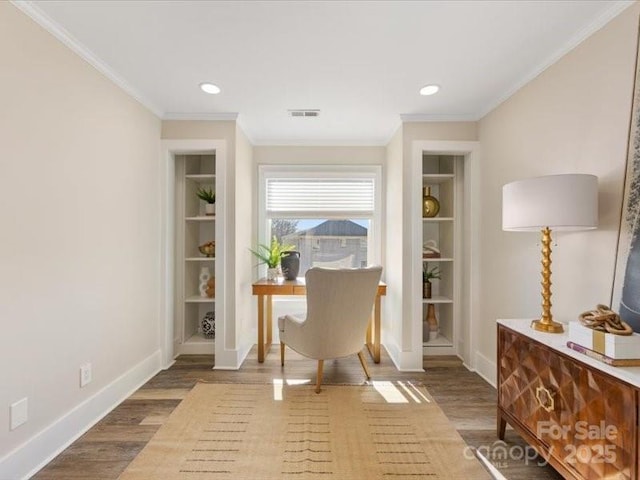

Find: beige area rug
<box><xmin>118</xmin><ymin>383</ymin><xmax>490</xmax><ymax>479</ymax></box>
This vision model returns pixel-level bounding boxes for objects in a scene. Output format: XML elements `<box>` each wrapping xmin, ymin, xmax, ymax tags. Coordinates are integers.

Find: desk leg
<box><xmin>266</xmin><ymin>295</ymin><xmax>273</xmax><ymax>349</ymax></box>
<box><xmin>365</xmin><ymin>295</ymin><xmax>381</xmax><ymax>363</ymax></box>
<box><xmin>257</xmin><ymin>294</ymin><xmax>273</xmax><ymax>363</ymax></box>
<box><xmin>258</xmin><ymin>294</ymin><xmax>265</xmax><ymax>362</ymax></box>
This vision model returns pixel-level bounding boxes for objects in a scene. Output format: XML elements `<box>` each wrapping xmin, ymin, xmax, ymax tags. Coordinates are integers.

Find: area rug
<box><xmin>118</xmin><ymin>382</ymin><xmax>489</xmax><ymax>479</ymax></box>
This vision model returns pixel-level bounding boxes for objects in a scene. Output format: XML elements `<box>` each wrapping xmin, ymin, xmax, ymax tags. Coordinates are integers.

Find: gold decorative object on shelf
<box><xmin>422</xmin><ymin>186</ymin><xmax>440</xmax><ymax>218</ymax></box>
<box><xmin>199</xmin><ymin>241</ymin><xmax>215</xmax><ymax>257</ymax></box>
<box><xmin>579</xmin><ymin>304</ymin><xmax>633</xmax><ymax>335</ymax></box>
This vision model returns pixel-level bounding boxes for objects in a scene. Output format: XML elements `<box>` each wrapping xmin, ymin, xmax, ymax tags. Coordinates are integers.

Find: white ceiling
<box><xmin>21</xmin><ymin>0</ymin><xmax>632</xmax><ymax>145</ymax></box>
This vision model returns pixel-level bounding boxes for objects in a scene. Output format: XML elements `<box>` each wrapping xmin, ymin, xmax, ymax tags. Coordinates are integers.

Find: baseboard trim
<box><xmin>0</xmin><ymin>350</ymin><xmax>162</xmax><ymax>480</ymax></box>
<box><xmin>384</xmin><ymin>341</ymin><xmax>425</xmax><ymax>372</ymax></box>
<box><xmin>474</xmin><ymin>350</ymin><xmax>497</xmax><ymax>388</ymax></box>
<box><xmin>213</xmin><ymin>341</ymin><xmax>252</xmax><ymax>370</ymax></box>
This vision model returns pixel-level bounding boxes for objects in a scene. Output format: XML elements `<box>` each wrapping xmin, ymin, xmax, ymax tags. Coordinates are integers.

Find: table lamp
<box><xmin>502</xmin><ymin>174</ymin><xmax>598</xmax><ymax>333</ymax></box>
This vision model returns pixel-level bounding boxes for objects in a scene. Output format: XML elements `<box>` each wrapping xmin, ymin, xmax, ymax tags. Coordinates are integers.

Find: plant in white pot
<box><xmin>250</xmin><ymin>236</ymin><xmax>294</xmax><ymax>281</ymax></box>
<box><xmin>196</xmin><ymin>187</ymin><xmax>216</xmax><ymax>215</ymax></box>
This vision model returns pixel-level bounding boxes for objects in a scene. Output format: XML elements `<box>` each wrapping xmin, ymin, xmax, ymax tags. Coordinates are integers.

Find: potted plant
<box><xmin>423</xmin><ymin>265</ymin><xmax>441</xmax><ymax>299</ymax></box>
<box><xmin>196</xmin><ymin>187</ymin><xmax>216</xmax><ymax>215</ymax></box>
<box><xmin>249</xmin><ymin>236</ymin><xmax>295</xmax><ymax>281</ymax></box>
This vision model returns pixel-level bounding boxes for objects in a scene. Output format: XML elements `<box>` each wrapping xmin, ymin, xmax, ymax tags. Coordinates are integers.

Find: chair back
<box><xmin>302</xmin><ymin>266</ymin><xmax>383</xmax><ymax>359</ymax></box>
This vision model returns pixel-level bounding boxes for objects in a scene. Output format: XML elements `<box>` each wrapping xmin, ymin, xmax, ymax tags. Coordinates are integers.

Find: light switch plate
<box><xmin>80</xmin><ymin>363</ymin><xmax>92</xmax><ymax>387</ymax></box>
<box><xmin>10</xmin><ymin>397</ymin><xmax>28</xmax><ymax>430</ymax></box>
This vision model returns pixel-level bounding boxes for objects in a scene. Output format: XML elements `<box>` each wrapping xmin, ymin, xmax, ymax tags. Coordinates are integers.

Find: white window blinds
<box><xmin>265</xmin><ymin>177</ymin><xmax>375</xmax><ymax>216</ymax></box>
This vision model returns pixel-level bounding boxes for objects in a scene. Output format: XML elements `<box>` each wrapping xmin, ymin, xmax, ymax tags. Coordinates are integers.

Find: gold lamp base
<box><xmin>531</xmin><ymin>319</ymin><xmax>564</xmax><ymax>333</ymax></box>
<box><xmin>532</xmin><ymin>227</ymin><xmax>565</xmax><ymax>334</ymax></box>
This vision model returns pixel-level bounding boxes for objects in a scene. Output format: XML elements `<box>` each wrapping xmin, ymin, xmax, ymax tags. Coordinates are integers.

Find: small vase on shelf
<box><xmin>423</xmin><ymin>280</ymin><xmax>432</xmax><ymax>299</ymax></box>
<box><xmin>205</xmin><ymin>203</ymin><xmax>215</xmax><ymax>215</ymax></box>
<box><xmin>422</xmin><ymin>186</ymin><xmax>440</xmax><ymax>218</ymax></box>
<box><xmin>426</xmin><ymin>303</ymin><xmax>438</xmax><ymax>341</ymax></box>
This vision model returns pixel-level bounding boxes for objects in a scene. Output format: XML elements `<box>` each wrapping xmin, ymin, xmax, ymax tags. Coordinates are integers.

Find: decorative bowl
<box><xmin>199</xmin><ymin>241</ymin><xmax>215</xmax><ymax>257</ymax></box>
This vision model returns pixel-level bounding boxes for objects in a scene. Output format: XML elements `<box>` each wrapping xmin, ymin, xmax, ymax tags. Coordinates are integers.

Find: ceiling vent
<box><xmin>288</xmin><ymin>109</ymin><xmax>320</xmax><ymax>118</ymax></box>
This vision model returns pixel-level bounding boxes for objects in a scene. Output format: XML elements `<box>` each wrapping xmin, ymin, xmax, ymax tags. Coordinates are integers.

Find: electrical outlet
<box><xmin>80</xmin><ymin>363</ymin><xmax>92</xmax><ymax>387</ymax></box>
<box><xmin>10</xmin><ymin>398</ymin><xmax>28</xmax><ymax>430</ymax></box>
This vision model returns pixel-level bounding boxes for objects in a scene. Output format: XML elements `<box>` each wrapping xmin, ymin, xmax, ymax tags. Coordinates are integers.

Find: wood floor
<box><xmin>32</xmin><ymin>348</ymin><xmax>562</xmax><ymax>480</ymax></box>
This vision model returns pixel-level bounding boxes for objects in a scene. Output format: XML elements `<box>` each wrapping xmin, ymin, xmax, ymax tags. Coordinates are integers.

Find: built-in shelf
<box><xmin>185</xmin><ymin>174</ymin><xmax>216</xmax><ymax>183</ymax></box>
<box><xmin>185</xmin><ymin>295</ymin><xmax>216</xmax><ymax>304</ymax></box>
<box><xmin>175</xmin><ymin>153</ymin><xmax>218</xmax><ymax>356</ymax></box>
<box><xmin>422</xmin><ymin>296</ymin><xmax>453</xmax><ymax>304</ymax></box>
<box><xmin>420</xmin><ymin>154</ymin><xmax>461</xmax><ymax>357</ymax></box>
<box><xmin>185</xmin><ymin>332</ymin><xmax>214</xmax><ymax>344</ymax></box>
<box><xmin>423</xmin><ymin>334</ymin><xmax>453</xmax><ymax>347</ymax></box>
<box><xmin>422</xmin><ymin>174</ymin><xmax>455</xmax><ymax>184</ymax></box>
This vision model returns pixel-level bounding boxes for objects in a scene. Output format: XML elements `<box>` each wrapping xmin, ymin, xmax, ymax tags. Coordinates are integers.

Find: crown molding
<box><xmin>11</xmin><ymin>0</ymin><xmax>164</xmax><ymax>118</ymax></box>
<box><xmin>399</xmin><ymin>113</ymin><xmax>479</xmax><ymax>122</ymax></box>
<box><xmin>162</xmin><ymin>112</ymin><xmax>239</xmax><ymax>121</ymax></box>
<box><xmin>478</xmin><ymin>0</ymin><xmax>636</xmax><ymax>119</ymax></box>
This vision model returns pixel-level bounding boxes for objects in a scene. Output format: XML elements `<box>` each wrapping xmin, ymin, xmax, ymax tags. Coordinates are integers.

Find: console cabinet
<box><xmin>497</xmin><ymin>320</ymin><xmax>640</xmax><ymax>479</ymax></box>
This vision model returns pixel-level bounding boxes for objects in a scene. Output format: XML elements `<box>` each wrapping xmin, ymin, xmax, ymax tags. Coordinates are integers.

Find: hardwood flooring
<box><xmin>31</xmin><ymin>348</ymin><xmax>562</xmax><ymax>480</ymax></box>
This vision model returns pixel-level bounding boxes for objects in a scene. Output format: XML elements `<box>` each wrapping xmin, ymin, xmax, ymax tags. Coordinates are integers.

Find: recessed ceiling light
<box><xmin>200</xmin><ymin>82</ymin><xmax>221</xmax><ymax>95</ymax></box>
<box><xmin>420</xmin><ymin>85</ymin><xmax>440</xmax><ymax>96</ymax></box>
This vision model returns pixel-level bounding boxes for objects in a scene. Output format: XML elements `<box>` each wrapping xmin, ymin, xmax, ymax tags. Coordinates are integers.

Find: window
<box><xmin>259</xmin><ymin>165</ymin><xmax>381</xmax><ymax>277</ymax></box>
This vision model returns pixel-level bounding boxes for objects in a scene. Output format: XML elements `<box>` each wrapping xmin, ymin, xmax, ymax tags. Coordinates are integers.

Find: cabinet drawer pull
<box><xmin>535</xmin><ymin>385</ymin><xmax>555</xmax><ymax>413</ymax></box>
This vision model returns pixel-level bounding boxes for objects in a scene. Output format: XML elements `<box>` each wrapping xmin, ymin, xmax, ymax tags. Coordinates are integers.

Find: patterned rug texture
<box><xmin>118</xmin><ymin>382</ymin><xmax>489</xmax><ymax>479</ymax></box>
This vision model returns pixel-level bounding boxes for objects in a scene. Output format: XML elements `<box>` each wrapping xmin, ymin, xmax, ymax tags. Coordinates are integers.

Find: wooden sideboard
<box><xmin>497</xmin><ymin>320</ymin><xmax>640</xmax><ymax>480</ymax></box>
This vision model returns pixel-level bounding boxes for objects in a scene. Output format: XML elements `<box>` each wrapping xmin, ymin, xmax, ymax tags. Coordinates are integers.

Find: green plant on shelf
<box><xmin>423</xmin><ymin>265</ymin><xmax>441</xmax><ymax>282</ymax></box>
<box><xmin>196</xmin><ymin>187</ymin><xmax>216</xmax><ymax>204</ymax></box>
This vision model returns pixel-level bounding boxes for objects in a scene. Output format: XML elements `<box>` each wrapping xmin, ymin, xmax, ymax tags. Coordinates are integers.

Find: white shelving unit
<box><xmin>174</xmin><ymin>154</ymin><xmax>218</xmax><ymax>355</ymax></box>
<box><xmin>421</xmin><ymin>155</ymin><xmax>462</xmax><ymax>356</ymax></box>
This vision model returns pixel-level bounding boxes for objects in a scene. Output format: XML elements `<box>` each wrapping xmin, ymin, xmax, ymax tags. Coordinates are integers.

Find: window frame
<box><xmin>258</xmin><ymin>164</ymin><xmax>382</xmax><ymax>276</ymax></box>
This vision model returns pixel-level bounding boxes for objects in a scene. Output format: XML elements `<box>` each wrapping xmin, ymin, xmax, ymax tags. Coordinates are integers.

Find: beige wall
<box><xmin>161</xmin><ymin>120</ymin><xmax>236</xmax><ymax>141</ymax></box>
<box><xmin>477</xmin><ymin>3</ymin><xmax>640</xmax><ymax>377</ymax></box>
<box><xmin>254</xmin><ymin>145</ymin><xmax>386</xmax><ymax>165</ymax></box>
<box><xmin>0</xmin><ymin>2</ymin><xmax>161</xmax><ymax>474</ymax></box>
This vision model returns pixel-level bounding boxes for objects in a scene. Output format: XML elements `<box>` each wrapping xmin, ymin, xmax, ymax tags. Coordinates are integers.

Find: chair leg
<box><xmin>357</xmin><ymin>351</ymin><xmax>371</xmax><ymax>380</ymax></box>
<box><xmin>315</xmin><ymin>360</ymin><xmax>324</xmax><ymax>394</ymax></box>
<box><xmin>280</xmin><ymin>342</ymin><xmax>285</xmax><ymax>367</ymax></box>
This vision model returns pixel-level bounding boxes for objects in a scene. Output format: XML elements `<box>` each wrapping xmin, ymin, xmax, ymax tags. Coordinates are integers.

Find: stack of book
<box><xmin>567</xmin><ymin>322</ymin><xmax>640</xmax><ymax>366</ymax></box>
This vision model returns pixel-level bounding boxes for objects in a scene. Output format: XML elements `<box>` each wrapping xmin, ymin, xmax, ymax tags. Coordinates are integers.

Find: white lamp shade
<box><xmin>502</xmin><ymin>174</ymin><xmax>598</xmax><ymax>231</ymax></box>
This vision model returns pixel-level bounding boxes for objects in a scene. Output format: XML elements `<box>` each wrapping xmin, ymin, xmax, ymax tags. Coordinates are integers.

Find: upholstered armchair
<box><xmin>278</xmin><ymin>266</ymin><xmax>383</xmax><ymax>393</ymax></box>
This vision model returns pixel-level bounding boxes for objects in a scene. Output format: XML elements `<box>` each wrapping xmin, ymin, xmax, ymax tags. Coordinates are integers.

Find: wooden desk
<box><xmin>251</xmin><ymin>278</ymin><xmax>387</xmax><ymax>363</ymax></box>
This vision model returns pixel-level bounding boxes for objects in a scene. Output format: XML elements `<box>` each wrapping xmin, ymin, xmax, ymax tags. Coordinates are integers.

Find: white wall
<box><xmin>384</xmin><ymin>128</ymin><xmax>405</xmax><ymax>365</ymax></box>
<box><xmin>0</xmin><ymin>2</ymin><xmax>161</xmax><ymax>477</ymax></box>
<box><xmin>234</xmin><ymin>126</ymin><xmax>255</xmax><ymax>361</ymax></box>
<box><xmin>476</xmin><ymin>3</ymin><xmax>640</xmax><ymax>382</ymax></box>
